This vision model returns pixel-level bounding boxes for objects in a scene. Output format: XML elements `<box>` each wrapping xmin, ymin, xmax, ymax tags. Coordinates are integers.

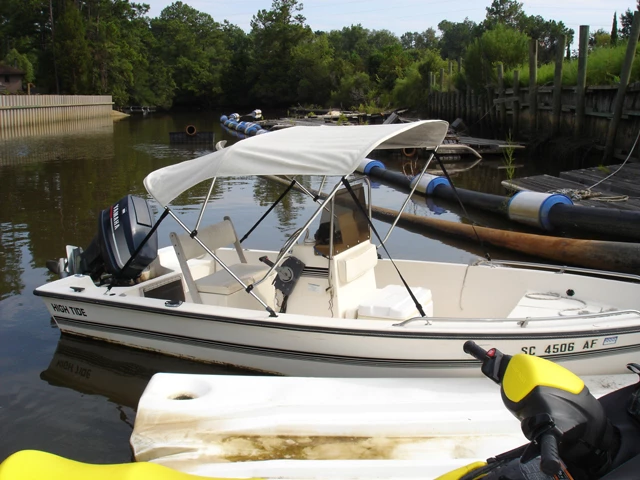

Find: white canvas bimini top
<box><xmin>144</xmin><ymin>120</ymin><xmax>448</xmax><ymax>207</ymax></box>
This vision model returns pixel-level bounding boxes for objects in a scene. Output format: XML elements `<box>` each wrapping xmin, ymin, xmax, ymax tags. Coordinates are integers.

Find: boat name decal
<box><xmin>112</xmin><ymin>203</ymin><xmax>121</xmax><ymax>231</ymax></box>
<box><xmin>51</xmin><ymin>303</ymin><xmax>87</xmax><ymax>317</ymax></box>
<box><xmin>603</xmin><ymin>336</ymin><xmax>618</xmax><ymax>346</ymax></box>
<box><xmin>55</xmin><ymin>360</ymin><xmax>92</xmax><ymax>379</ymax></box>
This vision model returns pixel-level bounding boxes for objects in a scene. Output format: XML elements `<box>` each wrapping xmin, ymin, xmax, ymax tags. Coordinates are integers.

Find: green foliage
<box><xmin>330</xmin><ymin>71</ymin><xmax>372</xmax><ymax>108</ymax></box>
<box><xmin>392</xmin><ymin>62</ymin><xmax>427</xmax><ymax>109</ymax></box>
<box><xmin>4</xmin><ymin>49</ymin><xmax>34</xmax><ymax>83</ymax></box>
<box><xmin>249</xmin><ymin>0</ymin><xmax>313</xmax><ymax>107</ymax></box>
<box><xmin>464</xmin><ymin>24</ymin><xmax>528</xmax><ymax>91</ymax></box>
<box><xmin>54</xmin><ymin>1</ymin><xmax>91</xmax><ymax>94</ymax></box>
<box><xmin>484</xmin><ymin>0</ymin><xmax>525</xmax><ymax>29</ymax></box>
<box><xmin>438</xmin><ymin>18</ymin><xmax>481</xmax><ymax>60</ymax></box>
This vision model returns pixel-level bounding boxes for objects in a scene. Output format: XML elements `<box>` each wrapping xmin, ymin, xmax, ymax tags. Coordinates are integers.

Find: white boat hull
<box><xmin>35</xmin><ymin>253</ymin><xmax>640</xmax><ymax>377</ymax></box>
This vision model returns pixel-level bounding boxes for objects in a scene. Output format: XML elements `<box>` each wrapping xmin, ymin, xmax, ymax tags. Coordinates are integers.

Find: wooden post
<box><xmin>497</xmin><ymin>63</ymin><xmax>506</xmax><ymax>132</ymax></box>
<box><xmin>512</xmin><ymin>70</ymin><xmax>520</xmax><ymax>138</ymax></box>
<box><xmin>605</xmin><ymin>12</ymin><xmax>640</xmax><ymax>161</ymax></box>
<box><xmin>472</xmin><ymin>90</ymin><xmax>478</xmax><ymax>122</ymax></box>
<box><xmin>448</xmin><ymin>61</ymin><xmax>453</xmax><ymax>91</ymax></box>
<box><xmin>529</xmin><ymin>39</ymin><xmax>538</xmax><ymax>135</ymax></box>
<box><xmin>465</xmin><ymin>87</ymin><xmax>471</xmax><ymax>121</ymax></box>
<box><xmin>439</xmin><ymin>68</ymin><xmax>445</xmax><ymax>118</ymax></box>
<box><xmin>575</xmin><ymin>25</ymin><xmax>589</xmax><ymax>138</ymax></box>
<box><xmin>552</xmin><ymin>35</ymin><xmax>566</xmax><ymax>135</ymax></box>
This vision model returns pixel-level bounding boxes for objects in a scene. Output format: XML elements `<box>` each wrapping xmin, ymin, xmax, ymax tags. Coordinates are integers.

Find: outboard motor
<box><xmin>48</xmin><ymin>195</ymin><xmax>157</xmax><ymax>284</ymax></box>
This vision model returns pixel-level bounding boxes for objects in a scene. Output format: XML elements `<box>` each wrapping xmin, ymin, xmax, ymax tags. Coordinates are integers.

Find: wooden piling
<box><xmin>497</xmin><ymin>63</ymin><xmax>506</xmax><ymax>132</ymax></box>
<box><xmin>529</xmin><ymin>39</ymin><xmax>538</xmax><ymax>135</ymax></box>
<box><xmin>575</xmin><ymin>26</ymin><xmax>589</xmax><ymax>138</ymax></box>
<box><xmin>552</xmin><ymin>35</ymin><xmax>566</xmax><ymax>134</ymax></box>
<box><xmin>512</xmin><ymin>70</ymin><xmax>520</xmax><ymax>138</ymax></box>
<box><xmin>604</xmin><ymin>11</ymin><xmax>640</xmax><ymax>162</ymax></box>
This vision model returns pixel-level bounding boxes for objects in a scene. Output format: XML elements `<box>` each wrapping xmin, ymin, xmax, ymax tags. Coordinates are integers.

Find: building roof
<box><xmin>0</xmin><ymin>65</ymin><xmax>25</xmax><ymax>75</ymax></box>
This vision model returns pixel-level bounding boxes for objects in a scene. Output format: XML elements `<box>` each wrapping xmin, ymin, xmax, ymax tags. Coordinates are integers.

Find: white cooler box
<box><xmin>358</xmin><ymin>284</ymin><xmax>433</xmax><ymax>320</ymax></box>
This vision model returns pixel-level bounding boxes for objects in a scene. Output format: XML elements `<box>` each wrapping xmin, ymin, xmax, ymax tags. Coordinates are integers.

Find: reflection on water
<box><xmin>0</xmin><ymin>117</ymin><xmax>115</xmax><ymax>167</ymax></box>
<box><xmin>0</xmin><ymin>111</ymin><xmax>533</xmax><ymax>464</ymax></box>
<box><xmin>41</xmin><ymin>335</ymin><xmax>259</xmax><ymax>410</ymax></box>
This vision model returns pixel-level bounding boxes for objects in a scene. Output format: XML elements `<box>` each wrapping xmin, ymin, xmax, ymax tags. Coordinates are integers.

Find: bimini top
<box><xmin>144</xmin><ymin>120</ymin><xmax>448</xmax><ymax>207</ymax></box>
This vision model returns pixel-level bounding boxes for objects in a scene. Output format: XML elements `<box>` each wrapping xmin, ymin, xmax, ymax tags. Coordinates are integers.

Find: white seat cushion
<box><xmin>196</xmin><ymin>264</ymin><xmax>269</xmax><ymax>295</ymax></box>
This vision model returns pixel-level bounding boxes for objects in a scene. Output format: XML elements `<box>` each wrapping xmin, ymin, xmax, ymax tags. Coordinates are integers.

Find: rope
<box><xmin>547</xmin><ymin>128</ymin><xmax>640</xmax><ymax>203</ymax></box>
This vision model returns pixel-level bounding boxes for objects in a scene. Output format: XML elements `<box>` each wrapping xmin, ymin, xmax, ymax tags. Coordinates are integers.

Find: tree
<box><xmin>400</xmin><ymin>29</ymin><xmax>438</xmax><ymax>51</ymax></box>
<box><xmin>611</xmin><ymin>12</ymin><xmax>619</xmax><ymax>45</ymax></box>
<box><xmin>620</xmin><ymin>1</ymin><xmax>640</xmax><ymax>39</ymax></box>
<box><xmin>4</xmin><ymin>48</ymin><xmax>35</xmax><ymax>83</ymax></box>
<box><xmin>484</xmin><ymin>0</ymin><xmax>525</xmax><ymax>29</ymax></box>
<box><xmin>152</xmin><ymin>1</ymin><xmax>229</xmax><ymax>107</ymax></box>
<box><xmin>590</xmin><ymin>29</ymin><xmax>611</xmax><ymax>48</ymax></box>
<box><xmin>291</xmin><ymin>33</ymin><xmax>334</xmax><ymax>105</ymax></box>
<box><xmin>464</xmin><ymin>23</ymin><xmax>528</xmax><ymax>91</ymax></box>
<box><xmin>249</xmin><ymin>0</ymin><xmax>313</xmax><ymax>106</ymax></box>
<box><xmin>54</xmin><ymin>1</ymin><xmax>91</xmax><ymax>94</ymax></box>
<box><xmin>438</xmin><ymin>18</ymin><xmax>481</xmax><ymax>60</ymax></box>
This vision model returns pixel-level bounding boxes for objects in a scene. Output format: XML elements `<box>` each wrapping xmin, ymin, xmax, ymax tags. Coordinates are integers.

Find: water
<box><xmin>0</xmin><ymin>112</ymin><xmax>531</xmax><ymax>464</ymax></box>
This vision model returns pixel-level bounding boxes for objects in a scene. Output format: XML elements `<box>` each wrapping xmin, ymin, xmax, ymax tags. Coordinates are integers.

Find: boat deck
<box><xmin>502</xmin><ymin>162</ymin><xmax>640</xmax><ymax>211</ymax></box>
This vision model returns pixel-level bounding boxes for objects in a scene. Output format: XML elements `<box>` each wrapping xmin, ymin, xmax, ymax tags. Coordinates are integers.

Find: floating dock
<box><xmin>502</xmin><ymin>163</ymin><xmax>640</xmax><ymax>211</ymax></box>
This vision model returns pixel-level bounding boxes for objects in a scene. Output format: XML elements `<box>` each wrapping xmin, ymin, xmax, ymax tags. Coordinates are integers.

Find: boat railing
<box><xmin>393</xmin><ymin>309</ymin><xmax>640</xmax><ymax>328</ymax></box>
<box><xmin>477</xmin><ymin>259</ymin><xmax>640</xmax><ymax>283</ymax></box>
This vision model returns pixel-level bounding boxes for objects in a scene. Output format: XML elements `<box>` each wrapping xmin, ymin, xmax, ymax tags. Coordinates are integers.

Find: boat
<box><xmin>36</xmin><ymin>120</ymin><xmax>640</xmax><ymax>377</ymax></box>
<box><xmin>4</xmin><ymin>343</ymin><xmax>639</xmax><ymax>479</ymax></box>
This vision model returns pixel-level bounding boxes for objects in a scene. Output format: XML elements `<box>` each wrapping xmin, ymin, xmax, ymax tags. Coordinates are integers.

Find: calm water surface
<box><xmin>0</xmin><ymin>112</ymin><xmax>535</xmax><ymax>464</ymax></box>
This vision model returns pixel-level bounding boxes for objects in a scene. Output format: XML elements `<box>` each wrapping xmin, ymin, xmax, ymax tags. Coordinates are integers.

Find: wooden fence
<box><xmin>0</xmin><ymin>95</ymin><xmax>113</xmax><ymax>129</ymax></box>
<box><xmin>425</xmin><ymin>14</ymin><xmax>640</xmax><ymax>162</ymax></box>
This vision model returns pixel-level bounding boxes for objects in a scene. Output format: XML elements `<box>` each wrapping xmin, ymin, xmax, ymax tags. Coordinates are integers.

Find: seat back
<box><xmin>170</xmin><ymin>217</ymin><xmax>246</xmax><ymax>303</ymax></box>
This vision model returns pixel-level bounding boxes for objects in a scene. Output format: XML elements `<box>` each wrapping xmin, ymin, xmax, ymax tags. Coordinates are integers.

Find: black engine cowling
<box><xmin>78</xmin><ymin>195</ymin><xmax>158</xmax><ymax>282</ymax></box>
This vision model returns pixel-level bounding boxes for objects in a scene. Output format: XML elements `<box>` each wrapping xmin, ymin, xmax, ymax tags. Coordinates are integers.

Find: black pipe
<box><xmin>368</xmin><ymin>167</ymin><xmax>412</xmax><ymax>189</ymax></box>
<box><xmin>365</xmin><ymin>164</ymin><xmax>640</xmax><ymax>241</ymax></box>
<box><xmin>549</xmin><ymin>204</ymin><xmax>640</xmax><ymax>239</ymax></box>
<box><xmin>369</xmin><ymin>166</ymin><xmax>509</xmax><ymax>214</ymax></box>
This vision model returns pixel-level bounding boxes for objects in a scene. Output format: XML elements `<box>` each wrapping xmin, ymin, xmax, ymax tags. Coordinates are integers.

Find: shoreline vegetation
<box><xmin>1</xmin><ymin>0</ymin><xmax>638</xmax><ymax>116</ymax></box>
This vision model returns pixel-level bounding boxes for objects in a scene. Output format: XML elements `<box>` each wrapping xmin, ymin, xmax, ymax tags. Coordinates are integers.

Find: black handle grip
<box><xmin>259</xmin><ymin>256</ymin><xmax>275</xmax><ymax>267</ymax></box>
<box><xmin>540</xmin><ymin>433</ymin><xmax>561</xmax><ymax>476</ymax></box>
<box><xmin>463</xmin><ymin>341</ymin><xmax>487</xmax><ymax>361</ymax></box>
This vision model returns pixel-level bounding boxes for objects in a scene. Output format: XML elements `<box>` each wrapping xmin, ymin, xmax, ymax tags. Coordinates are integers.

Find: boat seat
<box><xmin>196</xmin><ymin>263</ymin><xmax>269</xmax><ymax>296</ymax></box>
<box><xmin>170</xmin><ymin>217</ymin><xmax>267</xmax><ymax>304</ymax></box>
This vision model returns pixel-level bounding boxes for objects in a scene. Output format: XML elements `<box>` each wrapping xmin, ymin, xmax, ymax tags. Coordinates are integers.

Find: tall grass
<box><xmin>503</xmin><ymin>41</ymin><xmax>636</xmax><ymax>87</ymax></box>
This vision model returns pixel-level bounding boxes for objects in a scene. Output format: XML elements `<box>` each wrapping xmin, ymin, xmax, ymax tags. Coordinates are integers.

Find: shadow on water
<box><xmin>41</xmin><ymin>334</ymin><xmax>262</xmax><ymax>411</ymax></box>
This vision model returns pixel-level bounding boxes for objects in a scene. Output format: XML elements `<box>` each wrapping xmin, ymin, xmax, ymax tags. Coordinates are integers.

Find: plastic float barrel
<box><xmin>508</xmin><ymin>192</ymin><xmax>573</xmax><ymax>230</ymax></box>
<box><xmin>236</xmin><ymin>121</ymin><xmax>247</xmax><ymax>132</ymax></box>
<box><xmin>185</xmin><ymin>125</ymin><xmax>197</xmax><ymax>136</ymax></box>
<box><xmin>356</xmin><ymin>158</ymin><xmax>385</xmax><ymax>175</ymax></box>
<box><xmin>245</xmin><ymin>124</ymin><xmax>260</xmax><ymax>136</ymax></box>
<box><xmin>410</xmin><ymin>173</ymin><xmax>451</xmax><ymax>195</ymax></box>
<box><xmin>219</xmin><ymin>115</ymin><xmax>228</xmax><ymax>123</ymax></box>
